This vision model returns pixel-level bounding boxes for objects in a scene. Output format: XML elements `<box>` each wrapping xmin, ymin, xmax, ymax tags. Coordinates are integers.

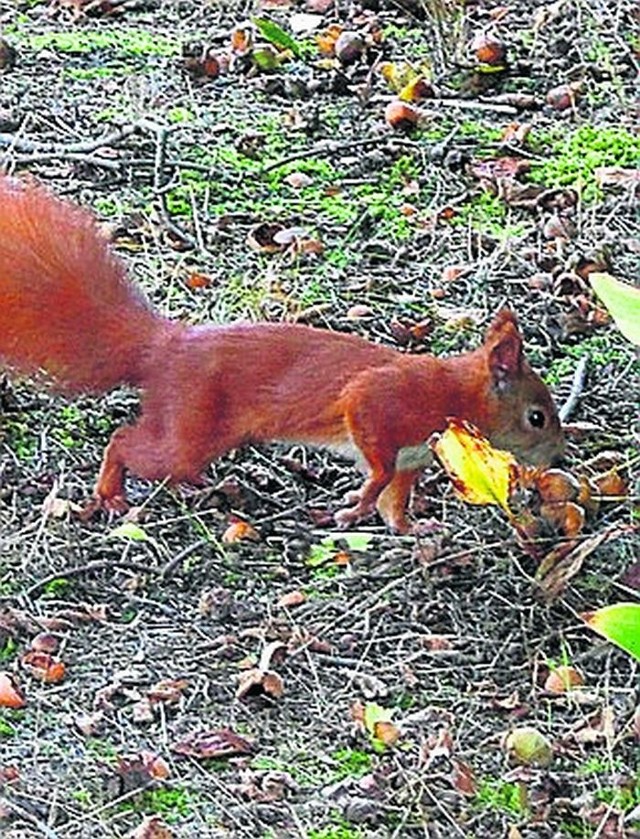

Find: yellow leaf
<box><xmin>431</xmin><ymin>419</ymin><xmax>518</xmax><ymax>512</ymax></box>
<box><xmin>379</xmin><ymin>60</ymin><xmax>419</xmax><ymax>92</ymax></box>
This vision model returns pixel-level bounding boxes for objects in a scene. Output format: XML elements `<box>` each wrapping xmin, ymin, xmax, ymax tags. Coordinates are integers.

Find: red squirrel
<box><xmin>0</xmin><ymin>176</ymin><xmax>564</xmax><ymax>532</ymax></box>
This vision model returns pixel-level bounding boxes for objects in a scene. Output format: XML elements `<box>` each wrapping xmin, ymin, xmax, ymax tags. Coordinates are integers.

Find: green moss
<box><xmin>474</xmin><ymin>777</ymin><xmax>528</xmax><ymax>816</ymax></box>
<box><xmin>28</xmin><ymin>28</ymin><xmax>179</xmax><ymax>58</ymax></box>
<box><xmin>331</xmin><ymin>748</ymin><xmax>373</xmax><ymax>780</ymax></box>
<box><xmin>529</xmin><ymin>125</ymin><xmax>640</xmax><ymax>202</ymax></box>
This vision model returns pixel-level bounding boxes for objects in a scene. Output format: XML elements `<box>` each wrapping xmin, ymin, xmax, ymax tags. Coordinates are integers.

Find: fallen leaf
<box><xmin>544</xmin><ymin>665</ymin><xmax>584</xmax><ymax>694</ymax></box>
<box><xmin>0</xmin><ymin>672</ymin><xmax>26</xmax><ymax>708</ymax></box>
<box><xmin>185</xmin><ymin>272</ymin><xmax>212</xmax><ymax>289</ymax></box>
<box><xmin>582</xmin><ymin>603</ymin><xmax>640</xmax><ymax>661</ymax></box>
<box><xmin>172</xmin><ymin>728</ymin><xmax>254</xmax><ymax>759</ymax></box>
<box><xmin>236</xmin><ymin>667</ymin><xmax>285</xmax><ymax>701</ymax></box>
<box><xmin>595</xmin><ymin>166</ymin><xmax>640</xmax><ymax>189</ymax></box>
<box><xmin>147</xmin><ymin>679</ymin><xmax>189</xmax><ymax>706</ymax></box>
<box><xmin>589</xmin><ymin>272</ymin><xmax>640</xmax><ymax>345</ymax></box>
<box><xmin>504</xmin><ymin>726</ymin><xmax>554</xmax><ymax>767</ymax></box>
<box><xmin>222</xmin><ymin>520</ymin><xmax>260</xmax><ymax>544</ymax></box>
<box><xmin>362</xmin><ymin>702</ymin><xmax>400</xmax><ymax>747</ymax></box>
<box><xmin>21</xmin><ymin>650</ymin><xmax>65</xmax><ymax>684</ymax></box>
<box><xmin>432</xmin><ymin>419</ymin><xmax>518</xmax><ymax>512</ymax></box>
<box><xmin>276</xmin><ymin>590</ymin><xmax>306</xmax><ymax>608</ymax></box>
<box><xmin>536</xmin><ymin>525</ymin><xmax>628</xmax><ymax>599</ymax></box>
<box><xmin>127</xmin><ymin>815</ymin><xmax>175</xmax><ymax>839</ymax></box>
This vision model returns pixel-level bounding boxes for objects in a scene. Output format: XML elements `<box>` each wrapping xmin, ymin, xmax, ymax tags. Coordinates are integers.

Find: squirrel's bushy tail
<box><xmin>0</xmin><ymin>176</ymin><xmax>164</xmax><ymax>393</ymax></box>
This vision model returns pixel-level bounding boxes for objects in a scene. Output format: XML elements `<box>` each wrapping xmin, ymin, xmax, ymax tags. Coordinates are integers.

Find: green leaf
<box><xmin>589</xmin><ymin>272</ymin><xmax>640</xmax><ymax>345</ymax></box>
<box><xmin>306</xmin><ymin>533</ymin><xmax>373</xmax><ymax>567</ymax></box>
<box><xmin>109</xmin><ymin>522</ymin><xmax>150</xmax><ymax>542</ymax></box>
<box><xmin>253</xmin><ymin>17</ymin><xmax>302</xmax><ymax>58</ymax></box>
<box><xmin>340</xmin><ymin>532</ymin><xmax>374</xmax><ymax>552</ymax></box>
<box><xmin>582</xmin><ymin>602</ymin><xmax>640</xmax><ymax>661</ymax></box>
<box><xmin>252</xmin><ymin>46</ymin><xmax>279</xmax><ymax>71</ymax></box>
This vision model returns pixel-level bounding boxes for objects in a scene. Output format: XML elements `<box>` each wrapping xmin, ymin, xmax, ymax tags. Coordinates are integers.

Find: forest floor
<box><xmin>0</xmin><ymin>0</ymin><xmax>638</xmax><ymax>836</ymax></box>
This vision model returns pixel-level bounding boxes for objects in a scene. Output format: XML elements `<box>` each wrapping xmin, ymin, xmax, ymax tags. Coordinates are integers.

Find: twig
<box><xmin>140</xmin><ymin>117</ymin><xmax>201</xmax><ymax>250</ymax></box>
<box><xmin>23</xmin><ymin>559</ymin><xmax>159</xmax><ymax>600</ymax></box>
<box><xmin>0</xmin><ymin>796</ymin><xmax>62</xmax><ymax>839</ymax></box>
<box><xmin>262</xmin><ymin>136</ymin><xmax>419</xmax><ymax>173</ymax></box>
<box><xmin>0</xmin><ymin>124</ymin><xmax>139</xmax><ymax>155</ymax></box>
<box><xmin>559</xmin><ymin>354</ymin><xmax>589</xmax><ymax>423</ymax></box>
<box><xmin>160</xmin><ymin>538</ymin><xmax>211</xmax><ymax>579</ymax></box>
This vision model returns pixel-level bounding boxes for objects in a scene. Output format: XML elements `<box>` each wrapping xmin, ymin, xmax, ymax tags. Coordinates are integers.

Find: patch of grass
<box><xmin>65</xmin><ymin>67</ymin><xmax>121</xmax><ymax>81</ymax></box>
<box><xmin>4</xmin><ymin>419</ymin><xmax>38</xmax><ymax>460</ymax></box>
<box><xmin>474</xmin><ymin>777</ymin><xmax>528</xmax><ymax>817</ymax></box>
<box><xmin>51</xmin><ymin>404</ymin><xmax>89</xmax><ymax>450</ymax></box>
<box><xmin>578</xmin><ymin>756</ymin><xmax>623</xmax><ymax>776</ymax></box>
<box><xmin>0</xmin><ymin>715</ymin><xmax>18</xmax><ymax>737</ymax></box>
<box><xmin>331</xmin><ymin>748</ymin><xmax>373</xmax><ymax>780</ymax></box>
<box><xmin>450</xmin><ymin>191</ymin><xmax>527</xmax><ymax>239</ymax></box>
<box><xmin>0</xmin><ymin>637</ymin><xmax>19</xmax><ymax>662</ymax></box>
<box><xmin>93</xmin><ymin>197</ymin><xmax>122</xmax><ymax>218</ymax></box>
<box><xmin>167</xmin><ymin>107</ymin><xmax>195</xmax><ymax>124</ymax></box>
<box><xmin>86</xmin><ymin>738</ymin><xmax>119</xmax><ymax>761</ymax></box>
<box><xmin>458</xmin><ymin>120</ymin><xmax>503</xmax><ymax>146</ymax></box>
<box><xmin>42</xmin><ymin>578</ymin><xmax>72</xmax><ymax>598</ymax></box>
<box><xmin>28</xmin><ymin>28</ymin><xmax>179</xmax><ymax>58</ymax></box>
<box><xmin>529</xmin><ymin>125</ymin><xmax>640</xmax><ymax>202</ymax></box>
<box><xmin>546</xmin><ymin>334</ymin><xmax>635</xmax><ymax>385</ymax></box>
<box><xmin>135</xmin><ymin>787</ymin><xmax>194</xmax><ymax>822</ymax></box>
<box><xmin>308</xmin><ymin>822</ymin><xmax>364</xmax><ymax>839</ymax></box>
<box><xmin>595</xmin><ymin>776</ymin><xmax>640</xmax><ymax>813</ymax></box>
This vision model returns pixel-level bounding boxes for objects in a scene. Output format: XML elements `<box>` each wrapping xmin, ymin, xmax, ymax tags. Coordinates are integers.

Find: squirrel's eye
<box><xmin>528</xmin><ymin>409</ymin><xmax>546</xmax><ymax>429</ymax></box>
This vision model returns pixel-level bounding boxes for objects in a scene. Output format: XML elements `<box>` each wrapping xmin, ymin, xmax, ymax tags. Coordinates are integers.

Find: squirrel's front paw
<box><xmin>79</xmin><ymin>493</ymin><xmax>129</xmax><ymax>520</ymax></box>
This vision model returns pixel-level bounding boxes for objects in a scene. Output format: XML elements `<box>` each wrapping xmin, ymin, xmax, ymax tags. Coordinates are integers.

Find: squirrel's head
<box><xmin>480</xmin><ymin>310</ymin><xmax>564</xmax><ymax>465</ymax></box>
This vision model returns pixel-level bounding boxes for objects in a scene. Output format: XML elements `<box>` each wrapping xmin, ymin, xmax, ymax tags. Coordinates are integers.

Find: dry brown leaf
<box><xmin>0</xmin><ymin>672</ymin><xmax>26</xmax><ymax>708</ymax></box>
<box><xmin>147</xmin><ymin>679</ymin><xmax>189</xmax><ymax>706</ymax></box>
<box><xmin>185</xmin><ymin>272</ymin><xmax>212</xmax><ymax>289</ymax></box>
<box><xmin>73</xmin><ymin>710</ymin><xmax>105</xmax><ymax>737</ymax></box>
<box><xmin>222</xmin><ymin>520</ymin><xmax>260</xmax><ymax>544</ymax></box>
<box><xmin>594</xmin><ymin>470</ymin><xmax>627</xmax><ymax>499</ymax></box>
<box><xmin>21</xmin><ymin>650</ymin><xmax>65</xmax><ymax>684</ymax></box>
<box><xmin>544</xmin><ymin>665</ymin><xmax>584</xmax><ymax>694</ymax></box>
<box><xmin>276</xmin><ymin>590</ymin><xmax>306</xmax><ymax>608</ymax></box>
<box><xmin>536</xmin><ymin>525</ymin><xmax>628</xmax><ymax>599</ymax></box>
<box><xmin>172</xmin><ymin>728</ymin><xmax>254</xmax><ymax>759</ymax></box>
<box><xmin>30</xmin><ymin>633</ymin><xmax>60</xmax><ymax>654</ymax></box>
<box><xmin>451</xmin><ymin>758</ymin><xmax>477</xmax><ymax>796</ymax></box>
<box><xmin>236</xmin><ymin>667</ymin><xmax>285</xmax><ymax>701</ymax></box>
<box><xmin>373</xmin><ymin>720</ymin><xmax>401</xmax><ymax>747</ymax></box>
<box><xmin>127</xmin><ymin>815</ymin><xmax>175</xmax><ymax>839</ymax></box>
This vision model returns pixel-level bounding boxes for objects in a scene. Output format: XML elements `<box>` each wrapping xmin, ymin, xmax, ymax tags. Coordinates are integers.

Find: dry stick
<box><xmin>23</xmin><ymin>559</ymin><xmax>158</xmax><ymax>600</ymax></box>
<box><xmin>559</xmin><ymin>354</ymin><xmax>589</xmax><ymax>423</ymax></box>
<box><xmin>141</xmin><ymin>117</ymin><xmax>201</xmax><ymax>250</ymax></box>
<box><xmin>262</xmin><ymin>136</ymin><xmax>419</xmax><ymax>173</ymax></box>
<box><xmin>262</xmin><ymin>97</ymin><xmax>518</xmax><ymax>173</ymax></box>
<box><xmin>0</xmin><ymin>796</ymin><xmax>62</xmax><ymax>839</ymax></box>
<box><xmin>0</xmin><ymin>125</ymin><xmax>141</xmax><ymax>169</ymax></box>
<box><xmin>0</xmin><ymin>124</ymin><xmax>139</xmax><ymax>155</ymax></box>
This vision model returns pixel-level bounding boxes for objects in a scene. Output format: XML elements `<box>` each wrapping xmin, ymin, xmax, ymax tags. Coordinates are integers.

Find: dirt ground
<box><xmin>0</xmin><ymin>0</ymin><xmax>638</xmax><ymax>836</ymax></box>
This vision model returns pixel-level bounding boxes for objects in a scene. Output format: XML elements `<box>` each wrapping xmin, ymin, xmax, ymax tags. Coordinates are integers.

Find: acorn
<box><xmin>384</xmin><ymin>100</ymin><xmax>420</xmax><ymax>131</ymax></box>
<box><xmin>334</xmin><ymin>31</ymin><xmax>365</xmax><ymax>65</ymax></box>
<box><xmin>471</xmin><ymin>32</ymin><xmax>507</xmax><ymax>66</ymax></box>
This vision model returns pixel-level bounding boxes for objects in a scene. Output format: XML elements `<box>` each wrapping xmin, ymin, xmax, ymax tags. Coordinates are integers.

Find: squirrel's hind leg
<box><xmin>92</xmin><ymin>403</ymin><xmax>236</xmax><ymax>512</ymax></box>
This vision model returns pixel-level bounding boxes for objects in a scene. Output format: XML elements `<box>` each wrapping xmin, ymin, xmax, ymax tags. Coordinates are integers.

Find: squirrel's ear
<box><xmin>486</xmin><ymin>311</ymin><xmax>523</xmax><ymax>388</ymax></box>
<box><xmin>484</xmin><ymin>308</ymin><xmax>519</xmax><ymax>341</ymax></box>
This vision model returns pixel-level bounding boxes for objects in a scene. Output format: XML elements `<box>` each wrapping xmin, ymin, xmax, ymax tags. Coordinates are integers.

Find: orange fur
<box><xmin>0</xmin><ymin>177</ymin><xmax>564</xmax><ymax>531</ymax></box>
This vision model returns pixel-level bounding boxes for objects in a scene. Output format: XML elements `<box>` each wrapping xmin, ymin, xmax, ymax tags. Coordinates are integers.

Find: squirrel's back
<box><xmin>0</xmin><ymin>176</ymin><xmax>162</xmax><ymax>392</ymax></box>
